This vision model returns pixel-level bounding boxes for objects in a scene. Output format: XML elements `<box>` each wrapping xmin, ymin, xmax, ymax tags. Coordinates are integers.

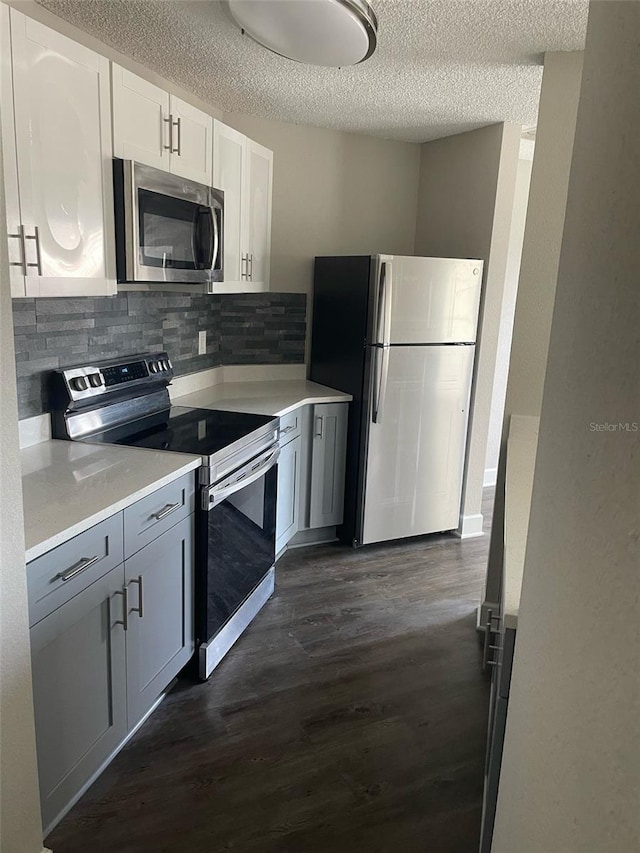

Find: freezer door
<box><xmin>383</xmin><ymin>256</ymin><xmax>483</xmax><ymax>344</ymax></box>
<box><xmin>361</xmin><ymin>344</ymin><xmax>474</xmax><ymax>545</ymax></box>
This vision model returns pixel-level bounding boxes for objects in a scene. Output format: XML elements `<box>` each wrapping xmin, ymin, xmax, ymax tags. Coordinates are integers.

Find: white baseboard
<box><xmin>455</xmin><ymin>513</ymin><xmax>484</xmax><ymax>539</ymax></box>
<box><xmin>483</xmin><ymin>467</ymin><xmax>497</xmax><ymax>488</ymax></box>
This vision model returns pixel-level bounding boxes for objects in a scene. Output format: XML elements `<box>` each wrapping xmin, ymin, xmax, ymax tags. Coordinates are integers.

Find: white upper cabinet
<box><xmin>245</xmin><ymin>138</ymin><xmax>273</xmax><ymax>290</ymax></box>
<box><xmin>4</xmin><ymin>8</ymin><xmax>116</xmax><ymax>297</ymax></box>
<box><xmin>111</xmin><ymin>66</ymin><xmax>170</xmax><ymax>169</ymax></box>
<box><xmin>213</xmin><ymin>119</ymin><xmax>273</xmax><ymax>293</ymax></box>
<box><xmin>170</xmin><ymin>95</ymin><xmax>213</xmax><ymax>184</ymax></box>
<box><xmin>213</xmin><ymin>121</ymin><xmax>245</xmax><ymax>287</ymax></box>
<box><xmin>112</xmin><ymin>65</ymin><xmax>212</xmax><ymax>186</ymax></box>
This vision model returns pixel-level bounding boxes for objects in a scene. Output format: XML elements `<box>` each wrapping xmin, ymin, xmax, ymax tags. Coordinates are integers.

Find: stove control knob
<box><xmin>149</xmin><ymin>361</ymin><xmax>159</xmax><ymax>373</ymax></box>
<box><xmin>71</xmin><ymin>376</ymin><xmax>88</xmax><ymax>392</ymax></box>
<box><xmin>161</xmin><ymin>359</ymin><xmax>169</xmax><ymax>371</ymax></box>
<box><xmin>88</xmin><ymin>373</ymin><xmax>102</xmax><ymax>388</ymax></box>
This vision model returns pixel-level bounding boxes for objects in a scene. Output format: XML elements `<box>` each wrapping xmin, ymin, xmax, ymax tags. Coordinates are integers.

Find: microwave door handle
<box><xmin>212</xmin><ymin>206</ymin><xmax>219</xmax><ymax>272</ymax></box>
<box><xmin>194</xmin><ymin>207</ymin><xmax>215</xmax><ymax>270</ymax></box>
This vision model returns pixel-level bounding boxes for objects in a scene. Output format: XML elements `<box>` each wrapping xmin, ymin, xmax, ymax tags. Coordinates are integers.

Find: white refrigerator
<box><xmin>311</xmin><ymin>254</ymin><xmax>483</xmax><ymax>546</ymax></box>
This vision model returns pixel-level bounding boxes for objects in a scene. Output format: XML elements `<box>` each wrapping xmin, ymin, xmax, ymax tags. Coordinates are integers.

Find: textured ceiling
<box><xmin>36</xmin><ymin>0</ymin><xmax>589</xmax><ymax>142</ymax></box>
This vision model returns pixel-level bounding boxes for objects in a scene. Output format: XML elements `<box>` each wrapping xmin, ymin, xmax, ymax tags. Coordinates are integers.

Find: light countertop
<box><xmin>173</xmin><ymin>379</ymin><xmax>352</xmax><ymax>416</ymax></box>
<box><xmin>22</xmin><ymin>440</ymin><xmax>200</xmax><ymax>563</ymax></box>
<box><xmin>503</xmin><ymin>414</ymin><xmax>539</xmax><ymax>629</ymax></box>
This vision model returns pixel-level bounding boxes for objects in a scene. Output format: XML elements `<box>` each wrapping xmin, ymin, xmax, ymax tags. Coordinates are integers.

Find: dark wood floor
<box><xmin>47</xmin><ymin>491</ymin><xmax>494</xmax><ymax>853</ymax></box>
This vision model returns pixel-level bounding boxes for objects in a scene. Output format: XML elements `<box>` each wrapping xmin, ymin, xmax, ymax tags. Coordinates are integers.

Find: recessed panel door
<box><xmin>245</xmin><ymin>138</ymin><xmax>272</xmax><ymax>290</ymax></box>
<box><xmin>112</xmin><ymin>64</ymin><xmax>170</xmax><ymax>168</ymax></box>
<box><xmin>213</xmin><ymin>120</ymin><xmax>245</xmax><ymax>287</ymax></box>
<box><xmin>170</xmin><ymin>95</ymin><xmax>213</xmax><ymax>185</ymax></box>
<box><xmin>10</xmin><ymin>9</ymin><xmax>115</xmax><ymax>296</ymax></box>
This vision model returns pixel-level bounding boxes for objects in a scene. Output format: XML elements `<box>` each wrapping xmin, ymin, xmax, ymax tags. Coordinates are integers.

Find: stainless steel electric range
<box><xmin>51</xmin><ymin>352</ymin><xmax>280</xmax><ymax>680</ymax></box>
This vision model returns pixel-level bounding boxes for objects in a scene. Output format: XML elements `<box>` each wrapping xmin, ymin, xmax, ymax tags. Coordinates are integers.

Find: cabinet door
<box><xmin>124</xmin><ymin>515</ymin><xmax>194</xmax><ymax>728</ymax></box>
<box><xmin>112</xmin><ymin>63</ymin><xmax>170</xmax><ymax>169</ymax></box>
<box><xmin>10</xmin><ymin>9</ymin><xmax>115</xmax><ymax>297</ymax></box>
<box><xmin>169</xmin><ymin>95</ymin><xmax>212</xmax><ymax>185</ymax></box>
<box><xmin>213</xmin><ymin>120</ymin><xmax>245</xmax><ymax>289</ymax></box>
<box><xmin>244</xmin><ymin>138</ymin><xmax>273</xmax><ymax>290</ymax></box>
<box><xmin>309</xmin><ymin>403</ymin><xmax>348</xmax><ymax>529</ymax></box>
<box><xmin>276</xmin><ymin>434</ymin><xmax>302</xmax><ymax>555</ymax></box>
<box><xmin>1</xmin><ymin>4</ymin><xmax>26</xmax><ymax>297</ymax></box>
<box><xmin>30</xmin><ymin>564</ymin><xmax>127</xmax><ymax>833</ymax></box>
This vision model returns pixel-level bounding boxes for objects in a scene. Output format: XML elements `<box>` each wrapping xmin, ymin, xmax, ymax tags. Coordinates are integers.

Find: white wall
<box><xmin>483</xmin><ymin>51</ymin><xmax>584</xmax><ymax>616</ymax></box>
<box><xmin>0</xmin><ymin>122</ymin><xmax>44</xmax><ymax>852</ymax></box>
<box><xmin>484</xmin><ymin>144</ymin><xmax>534</xmax><ymax>485</ymax></box>
<box><xmin>224</xmin><ymin>112</ymin><xmax>421</xmax><ymax>297</ymax></box>
<box><xmin>493</xmin><ymin>3</ymin><xmax>640</xmax><ymax>849</ymax></box>
<box><xmin>415</xmin><ymin>122</ymin><xmax>522</xmax><ymax>537</ymax></box>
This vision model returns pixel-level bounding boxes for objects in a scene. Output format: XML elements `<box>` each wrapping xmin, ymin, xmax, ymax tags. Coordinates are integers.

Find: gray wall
<box><xmin>0</xmin><ymin>119</ymin><xmax>44</xmax><ymax>853</ymax></box>
<box><xmin>224</xmin><ymin>112</ymin><xmax>421</xmax><ymax>297</ymax></box>
<box><xmin>13</xmin><ymin>292</ymin><xmax>306</xmax><ymax>418</ymax></box>
<box><xmin>483</xmin><ymin>51</ymin><xmax>584</xmax><ymax>616</ymax></box>
<box><xmin>493</xmin><ymin>3</ymin><xmax>640</xmax><ymax>848</ymax></box>
<box><xmin>415</xmin><ymin>122</ymin><xmax>521</xmax><ymax>536</ymax></box>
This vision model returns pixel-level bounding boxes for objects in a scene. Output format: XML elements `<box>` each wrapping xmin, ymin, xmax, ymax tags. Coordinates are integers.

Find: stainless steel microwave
<box><xmin>113</xmin><ymin>159</ymin><xmax>224</xmax><ymax>293</ymax></box>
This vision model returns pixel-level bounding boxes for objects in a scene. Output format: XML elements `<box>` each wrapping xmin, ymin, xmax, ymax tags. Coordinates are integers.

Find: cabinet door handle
<box><xmin>56</xmin><ymin>553</ymin><xmax>100</xmax><ymax>582</ymax></box>
<box><xmin>248</xmin><ymin>253</ymin><xmax>253</xmax><ymax>280</ymax></box>
<box><xmin>129</xmin><ymin>575</ymin><xmax>144</xmax><ymax>619</ymax></box>
<box><xmin>314</xmin><ymin>416</ymin><xmax>324</xmax><ymax>438</ymax></box>
<box><xmin>151</xmin><ymin>501</ymin><xmax>181</xmax><ymax>521</ymax></box>
<box><xmin>25</xmin><ymin>226</ymin><xmax>43</xmax><ymax>276</ymax></box>
<box><xmin>8</xmin><ymin>224</ymin><xmax>27</xmax><ymax>275</ymax></box>
<box><xmin>115</xmin><ymin>586</ymin><xmax>129</xmax><ymax>631</ymax></box>
<box><xmin>281</xmin><ymin>424</ymin><xmax>295</xmax><ymax>435</ymax></box>
<box><xmin>163</xmin><ymin>114</ymin><xmax>173</xmax><ymax>151</ymax></box>
<box><xmin>482</xmin><ymin>608</ymin><xmax>502</xmax><ymax>670</ymax></box>
<box><xmin>172</xmin><ymin>116</ymin><xmax>181</xmax><ymax>155</ymax></box>
<box><xmin>240</xmin><ymin>253</ymin><xmax>247</xmax><ymax>280</ymax></box>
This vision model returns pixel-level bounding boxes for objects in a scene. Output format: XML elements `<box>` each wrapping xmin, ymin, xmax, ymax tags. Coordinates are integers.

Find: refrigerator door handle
<box><xmin>372</xmin><ymin>344</ymin><xmax>390</xmax><ymax>424</ymax></box>
<box><xmin>374</xmin><ymin>259</ymin><xmax>393</xmax><ymax>345</ymax></box>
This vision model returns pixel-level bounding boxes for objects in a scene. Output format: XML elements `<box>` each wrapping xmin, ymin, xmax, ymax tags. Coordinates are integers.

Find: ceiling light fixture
<box><xmin>223</xmin><ymin>0</ymin><xmax>378</xmax><ymax>67</ymax></box>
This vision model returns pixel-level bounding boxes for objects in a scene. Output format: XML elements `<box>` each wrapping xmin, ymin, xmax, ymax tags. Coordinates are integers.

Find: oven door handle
<box><xmin>203</xmin><ymin>446</ymin><xmax>280</xmax><ymax>510</ymax></box>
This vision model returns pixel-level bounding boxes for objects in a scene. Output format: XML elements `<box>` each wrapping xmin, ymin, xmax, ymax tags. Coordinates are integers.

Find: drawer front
<box><xmin>124</xmin><ymin>472</ymin><xmax>195</xmax><ymax>558</ymax></box>
<box><xmin>27</xmin><ymin>514</ymin><xmax>124</xmax><ymax>627</ymax></box>
<box><xmin>279</xmin><ymin>408</ymin><xmax>302</xmax><ymax>444</ymax></box>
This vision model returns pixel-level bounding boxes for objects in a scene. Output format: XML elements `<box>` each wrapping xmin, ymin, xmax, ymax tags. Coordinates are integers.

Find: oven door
<box><xmin>196</xmin><ymin>444</ymin><xmax>279</xmax><ymax>679</ymax></box>
<box><xmin>115</xmin><ymin>159</ymin><xmax>223</xmax><ymax>288</ymax></box>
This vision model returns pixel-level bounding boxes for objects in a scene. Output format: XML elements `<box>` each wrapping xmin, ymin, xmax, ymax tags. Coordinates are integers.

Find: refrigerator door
<box><xmin>380</xmin><ymin>255</ymin><xmax>483</xmax><ymax>344</ymax></box>
<box><xmin>361</xmin><ymin>344</ymin><xmax>475</xmax><ymax>545</ymax></box>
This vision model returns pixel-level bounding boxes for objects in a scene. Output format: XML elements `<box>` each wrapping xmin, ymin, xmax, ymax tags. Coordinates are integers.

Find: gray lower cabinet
<box><xmin>125</xmin><ymin>514</ymin><xmax>194</xmax><ymax>728</ymax></box>
<box><xmin>276</xmin><ymin>432</ymin><xmax>302</xmax><ymax>554</ymax></box>
<box><xmin>30</xmin><ymin>563</ymin><xmax>128</xmax><ymax>833</ymax></box>
<box><xmin>29</xmin><ymin>475</ymin><xmax>195</xmax><ymax>833</ymax></box>
<box><xmin>309</xmin><ymin>402</ymin><xmax>348</xmax><ymax>529</ymax></box>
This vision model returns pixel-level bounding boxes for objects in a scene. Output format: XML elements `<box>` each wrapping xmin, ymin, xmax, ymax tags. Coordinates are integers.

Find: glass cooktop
<box><xmin>89</xmin><ymin>406</ymin><xmax>277</xmax><ymax>457</ymax></box>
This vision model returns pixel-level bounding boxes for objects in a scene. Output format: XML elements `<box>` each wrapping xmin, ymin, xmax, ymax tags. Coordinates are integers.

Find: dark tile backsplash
<box><xmin>13</xmin><ymin>292</ymin><xmax>306</xmax><ymax>418</ymax></box>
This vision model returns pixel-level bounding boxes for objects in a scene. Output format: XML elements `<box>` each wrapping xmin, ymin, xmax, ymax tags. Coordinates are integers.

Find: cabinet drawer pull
<box><xmin>130</xmin><ymin>575</ymin><xmax>144</xmax><ymax>619</ymax></box>
<box><xmin>56</xmin><ymin>554</ymin><xmax>100</xmax><ymax>583</ymax></box>
<box><xmin>163</xmin><ymin>114</ymin><xmax>173</xmax><ymax>151</ymax></box>
<box><xmin>8</xmin><ymin>224</ymin><xmax>27</xmax><ymax>275</ymax></box>
<box><xmin>151</xmin><ymin>501</ymin><xmax>181</xmax><ymax>521</ymax></box>
<box><xmin>115</xmin><ymin>585</ymin><xmax>128</xmax><ymax>631</ymax></box>
<box><xmin>25</xmin><ymin>226</ymin><xmax>43</xmax><ymax>276</ymax></box>
<box><xmin>173</xmin><ymin>116</ymin><xmax>181</xmax><ymax>155</ymax></box>
<box><xmin>281</xmin><ymin>424</ymin><xmax>296</xmax><ymax>435</ymax></box>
